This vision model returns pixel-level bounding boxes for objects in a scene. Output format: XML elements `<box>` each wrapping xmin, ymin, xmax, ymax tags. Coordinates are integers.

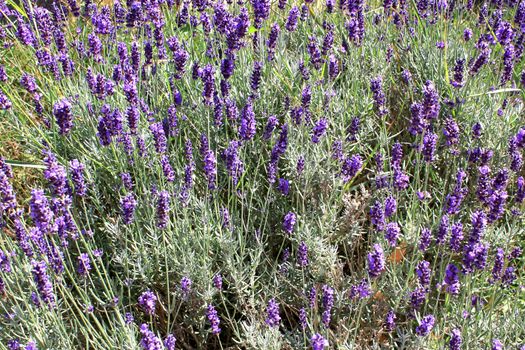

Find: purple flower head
<box><xmin>120</xmin><ymin>193</ymin><xmax>137</xmax><ymax>225</ymax></box>
<box><xmin>297</xmin><ymin>241</ymin><xmax>309</xmax><ymax>267</ymax></box>
<box><xmin>277</xmin><ymin>178</ymin><xmax>289</xmax><ymax>195</ymax></box>
<box><xmin>285</xmin><ymin>6</ymin><xmax>299</xmax><ymax>31</ymax></box>
<box><xmin>180</xmin><ymin>276</ymin><xmax>192</xmax><ymax>297</ymax></box>
<box><xmin>311</xmin><ymin>333</ymin><xmax>328</xmax><ymax>350</ymax></box>
<box><xmin>29</xmin><ymin>189</ymin><xmax>55</xmax><ymax>234</ymax></box>
<box><xmin>160</xmin><ymin>155</ymin><xmax>175</xmax><ymax>182</ymax></box>
<box><xmin>370</xmin><ymin>200</ymin><xmax>385</xmax><ymax>231</ymax></box>
<box><xmin>368</xmin><ymin>244</ymin><xmax>385</xmax><ymax>278</ymax></box>
<box><xmin>31</xmin><ymin>260</ymin><xmax>56</xmax><ymax>309</ymax></box>
<box><xmin>53</xmin><ymin>99</ymin><xmax>74</xmax><ymax>135</ymax></box>
<box><xmin>282</xmin><ymin>211</ymin><xmax>296</xmax><ymax>234</ymax></box>
<box><xmin>206</xmin><ymin>304</ymin><xmax>221</xmax><ymax>334</ymax></box>
<box><xmin>213</xmin><ymin>273</ymin><xmax>223</xmax><ymax>290</ymax></box>
<box><xmin>69</xmin><ymin>159</ymin><xmax>86</xmax><ymax>197</ymax></box>
<box><xmin>139</xmin><ymin>324</ymin><xmax>163</xmax><ymax>350</ymax></box>
<box><xmin>164</xmin><ymin>335</ymin><xmax>176</xmax><ymax>350</ymax></box>
<box><xmin>384</xmin><ymin>310</ymin><xmax>396</xmax><ymax>332</ymax></box>
<box><xmin>422</xmin><ymin>80</ymin><xmax>440</xmax><ymax>120</ymax></box>
<box><xmin>321</xmin><ymin>284</ymin><xmax>334</xmax><ymax>326</ymax></box>
<box><xmin>416</xmin><ymin>260</ymin><xmax>431</xmax><ymax>287</ymax></box>
<box><xmin>202</xmin><ymin>148</ymin><xmax>217</xmax><ymax>190</ymax></box>
<box><xmin>299</xmin><ymin>307</ymin><xmax>307</xmax><ymax>329</ymax></box>
<box><xmin>77</xmin><ymin>253</ymin><xmax>92</xmax><ymax>276</ymax></box>
<box><xmin>149</xmin><ymin>122</ymin><xmax>168</xmax><ymax>154</ymax></box>
<box><xmin>156</xmin><ymin>190</ymin><xmax>170</xmax><ymax>229</ymax></box>
<box><xmin>311</xmin><ymin>118</ymin><xmax>328</xmax><ymax>144</ymax></box>
<box><xmin>341</xmin><ymin>154</ymin><xmax>362</xmax><ymax>182</ymax></box>
<box><xmin>239</xmin><ymin>102</ymin><xmax>256</xmax><ymax>140</ymax></box>
<box><xmin>370</xmin><ymin>76</ymin><xmax>387</xmax><ymax>116</ymax></box>
<box><xmin>385</xmin><ymin>222</ymin><xmax>400</xmax><ymax>246</ymax></box>
<box><xmin>419</xmin><ymin>227</ymin><xmax>432</xmax><ymax>252</ymax></box>
<box><xmin>416</xmin><ymin>315</ymin><xmax>435</xmax><ymax>336</ymax></box>
<box><xmin>443</xmin><ymin>263</ymin><xmax>460</xmax><ymax>295</ymax></box>
<box><xmin>384</xmin><ymin>196</ymin><xmax>397</xmax><ymax>217</ymax></box>
<box><xmin>463</xmin><ymin>28</ymin><xmax>473</xmax><ymax>41</ymax></box>
<box><xmin>422</xmin><ymin>132</ymin><xmax>438</xmax><ymax>162</ymax></box>
<box><xmin>138</xmin><ymin>290</ymin><xmax>157</xmax><ymax>315</ymax></box>
<box><xmin>449</xmin><ymin>329</ymin><xmax>462</xmax><ymax>350</ymax></box>
<box><xmin>223</xmin><ymin>141</ymin><xmax>244</xmax><ymax>186</ymax></box>
<box><xmin>265</xmin><ymin>298</ymin><xmax>281</xmax><ymax>327</ymax></box>
<box><xmin>449</xmin><ymin>221</ymin><xmax>463</xmax><ymax>252</ymax></box>
<box><xmin>250</xmin><ymin>61</ymin><xmax>263</xmax><ymax>93</ymax></box>
<box><xmin>492</xmin><ymin>339</ymin><xmax>503</xmax><ymax>350</ymax></box>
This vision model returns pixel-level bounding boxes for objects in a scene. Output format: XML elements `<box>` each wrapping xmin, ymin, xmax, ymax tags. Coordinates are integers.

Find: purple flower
<box><xmin>201</xmin><ymin>64</ymin><xmax>215</xmax><ymax>105</ymax></box>
<box><xmin>180</xmin><ymin>276</ymin><xmax>192</xmax><ymax>297</ymax></box>
<box><xmin>250</xmin><ymin>61</ymin><xmax>263</xmax><ymax>93</ymax></box>
<box><xmin>340</xmin><ymin>154</ymin><xmax>362</xmax><ymax>182</ymax></box>
<box><xmin>277</xmin><ymin>178</ymin><xmax>289</xmax><ymax>195</ymax></box>
<box><xmin>265</xmin><ymin>298</ymin><xmax>281</xmax><ymax>327</ymax></box>
<box><xmin>202</xmin><ymin>148</ymin><xmax>217</xmax><ymax>190</ymax></box>
<box><xmin>222</xmin><ymin>141</ymin><xmax>244</xmax><ymax>186</ymax></box>
<box><xmin>29</xmin><ymin>189</ymin><xmax>55</xmax><ymax>233</ymax></box>
<box><xmin>492</xmin><ymin>339</ymin><xmax>503</xmax><ymax>350</ymax></box>
<box><xmin>311</xmin><ymin>333</ymin><xmax>328</xmax><ymax>350</ymax></box>
<box><xmin>422</xmin><ymin>80</ymin><xmax>440</xmax><ymax>120</ymax></box>
<box><xmin>368</xmin><ymin>244</ymin><xmax>385</xmax><ymax>278</ymax></box>
<box><xmin>138</xmin><ymin>290</ymin><xmax>157</xmax><ymax>315</ymax></box>
<box><xmin>160</xmin><ymin>155</ymin><xmax>175</xmax><ymax>182</ymax></box>
<box><xmin>422</xmin><ymin>132</ymin><xmax>438</xmax><ymax>162</ymax></box>
<box><xmin>311</xmin><ymin>118</ymin><xmax>328</xmax><ymax>143</ymax></box>
<box><xmin>370</xmin><ymin>200</ymin><xmax>385</xmax><ymax>231</ymax></box>
<box><xmin>297</xmin><ymin>241</ymin><xmax>308</xmax><ymax>267</ymax></box>
<box><xmin>415</xmin><ymin>315</ymin><xmax>435</xmax><ymax>336</ymax></box>
<box><xmin>164</xmin><ymin>335</ymin><xmax>176</xmax><ymax>350</ymax></box>
<box><xmin>384</xmin><ymin>310</ymin><xmax>396</xmax><ymax>332</ymax></box>
<box><xmin>31</xmin><ymin>260</ymin><xmax>56</xmax><ymax>309</ymax></box>
<box><xmin>307</xmin><ymin>36</ymin><xmax>322</xmax><ymax>70</ymax></box>
<box><xmin>449</xmin><ymin>329</ymin><xmax>462</xmax><ymax>350</ymax></box>
<box><xmin>299</xmin><ymin>307</ymin><xmax>307</xmax><ymax>329</ymax></box>
<box><xmin>282</xmin><ymin>211</ymin><xmax>296</xmax><ymax>234</ymax></box>
<box><xmin>213</xmin><ymin>273</ymin><xmax>223</xmax><ymax>290</ymax></box>
<box><xmin>149</xmin><ymin>122</ymin><xmax>168</xmax><ymax>154</ymax></box>
<box><xmin>442</xmin><ymin>263</ymin><xmax>460</xmax><ymax>295</ymax></box>
<box><xmin>206</xmin><ymin>304</ymin><xmax>221</xmax><ymax>334</ymax></box>
<box><xmin>328</xmin><ymin>54</ymin><xmax>339</xmax><ymax>79</ymax></box>
<box><xmin>416</xmin><ymin>260</ymin><xmax>431</xmax><ymax>287</ymax></box>
<box><xmin>120</xmin><ymin>193</ymin><xmax>138</xmax><ymax>225</ymax></box>
<box><xmin>384</xmin><ymin>196</ymin><xmax>397</xmax><ymax>217</ymax></box>
<box><xmin>385</xmin><ymin>222</ymin><xmax>400</xmax><ymax>246</ymax></box>
<box><xmin>443</xmin><ymin>118</ymin><xmax>460</xmax><ymax>147</ymax></box>
<box><xmin>285</xmin><ymin>6</ymin><xmax>299</xmax><ymax>32</ymax></box>
<box><xmin>239</xmin><ymin>102</ymin><xmax>256</xmax><ymax>141</ymax></box>
<box><xmin>77</xmin><ymin>253</ymin><xmax>92</xmax><ymax>276</ymax></box>
<box><xmin>156</xmin><ymin>190</ymin><xmax>170</xmax><ymax>229</ymax></box>
<box><xmin>449</xmin><ymin>221</ymin><xmax>463</xmax><ymax>252</ymax></box>
<box><xmin>321</xmin><ymin>284</ymin><xmax>334</xmax><ymax>326</ymax></box>
<box><xmin>297</xmin><ymin>156</ymin><xmax>305</xmax><ymax>176</ymax></box>
<box><xmin>69</xmin><ymin>160</ymin><xmax>86</xmax><ymax>197</ymax></box>
<box><xmin>370</xmin><ymin>76</ymin><xmax>387</xmax><ymax>116</ymax></box>
<box><xmin>463</xmin><ymin>28</ymin><xmax>473</xmax><ymax>41</ymax></box>
<box><xmin>419</xmin><ymin>227</ymin><xmax>432</xmax><ymax>252</ymax></box>
<box><xmin>139</xmin><ymin>324</ymin><xmax>163</xmax><ymax>350</ymax></box>
<box><xmin>470</xmin><ymin>42</ymin><xmax>491</xmax><ymax>75</ymax></box>
<box><xmin>53</xmin><ymin>99</ymin><xmax>74</xmax><ymax>135</ymax></box>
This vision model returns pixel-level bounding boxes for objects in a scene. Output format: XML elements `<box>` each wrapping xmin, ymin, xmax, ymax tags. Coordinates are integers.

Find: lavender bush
<box><xmin>0</xmin><ymin>0</ymin><xmax>525</xmax><ymax>348</ymax></box>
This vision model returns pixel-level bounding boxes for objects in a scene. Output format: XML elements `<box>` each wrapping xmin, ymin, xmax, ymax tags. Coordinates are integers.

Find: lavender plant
<box><xmin>0</xmin><ymin>0</ymin><xmax>524</xmax><ymax>348</ymax></box>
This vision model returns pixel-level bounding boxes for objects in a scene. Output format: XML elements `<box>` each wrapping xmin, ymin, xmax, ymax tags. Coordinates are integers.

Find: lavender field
<box><xmin>0</xmin><ymin>0</ymin><xmax>525</xmax><ymax>348</ymax></box>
